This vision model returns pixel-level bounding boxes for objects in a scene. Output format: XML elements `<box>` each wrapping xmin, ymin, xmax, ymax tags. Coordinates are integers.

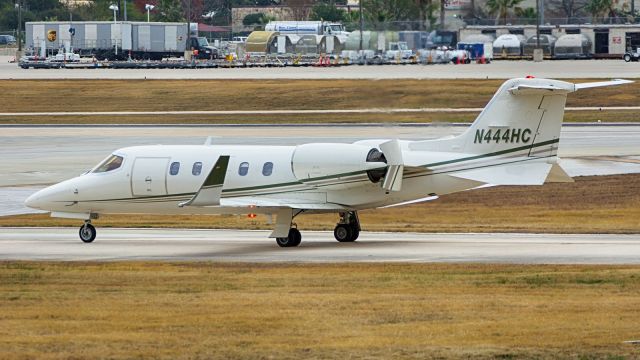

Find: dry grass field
<box><xmin>4</xmin><ymin>174</ymin><xmax>640</xmax><ymax>233</ymax></box>
<box><xmin>0</xmin><ymin>79</ymin><xmax>638</xmax><ymax>124</ymax></box>
<box><xmin>1</xmin><ymin>262</ymin><xmax>639</xmax><ymax>359</ymax></box>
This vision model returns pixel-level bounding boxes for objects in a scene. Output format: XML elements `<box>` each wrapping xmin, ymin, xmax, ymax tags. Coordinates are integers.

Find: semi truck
<box><xmin>25</xmin><ymin>21</ymin><xmax>218</xmax><ymax>60</ymax></box>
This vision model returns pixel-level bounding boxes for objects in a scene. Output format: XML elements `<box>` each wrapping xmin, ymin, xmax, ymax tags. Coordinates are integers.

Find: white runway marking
<box><xmin>1</xmin><ymin>228</ymin><xmax>639</xmax><ymax>264</ymax></box>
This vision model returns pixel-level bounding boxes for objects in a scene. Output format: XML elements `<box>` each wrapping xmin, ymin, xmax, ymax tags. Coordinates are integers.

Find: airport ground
<box><xmin>2</xmin><ymin>262</ymin><xmax>640</xmax><ymax>359</ymax></box>
<box><xmin>2</xmin><ymin>70</ymin><xmax>640</xmax><ymax>359</ymax></box>
<box><xmin>1</xmin><ymin>78</ymin><xmax>639</xmax><ymax>124</ymax></box>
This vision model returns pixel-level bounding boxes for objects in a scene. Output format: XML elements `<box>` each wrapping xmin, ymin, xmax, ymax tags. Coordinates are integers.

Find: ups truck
<box><xmin>25</xmin><ymin>21</ymin><xmax>218</xmax><ymax>60</ymax></box>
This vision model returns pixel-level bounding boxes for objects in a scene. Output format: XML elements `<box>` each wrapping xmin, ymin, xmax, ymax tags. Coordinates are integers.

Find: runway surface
<box><xmin>1</xmin><ymin>228</ymin><xmax>639</xmax><ymax>263</ymax></box>
<box><xmin>1</xmin><ymin>58</ymin><xmax>637</xmax><ymax>79</ymax></box>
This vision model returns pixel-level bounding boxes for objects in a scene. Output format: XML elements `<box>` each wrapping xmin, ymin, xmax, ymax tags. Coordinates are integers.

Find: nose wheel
<box><xmin>334</xmin><ymin>211</ymin><xmax>360</xmax><ymax>242</ymax></box>
<box><xmin>79</xmin><ymin>222</ymin><xmax>96</xmax><ymax>243</ymax></box>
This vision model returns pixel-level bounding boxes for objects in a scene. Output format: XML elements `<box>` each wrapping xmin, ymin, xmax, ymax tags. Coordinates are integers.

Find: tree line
<box><xmin>0</xmin><ymin>0</ymin><xmax>636</xmax><ymax>33</ymax></box>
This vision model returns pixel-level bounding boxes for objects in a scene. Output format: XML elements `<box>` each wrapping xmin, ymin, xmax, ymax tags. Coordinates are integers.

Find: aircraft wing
<box><xmin>220</xmin><ymin>197</ymin><xmax>347</xmax><ymax>210</ymax></box>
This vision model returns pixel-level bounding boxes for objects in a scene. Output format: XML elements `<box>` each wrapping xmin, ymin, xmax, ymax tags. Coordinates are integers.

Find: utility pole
<box><xmin>16</xmin><ymin>0</ymin><xmax>22</xmax><ymax>52</ymax></box>
<box><xmin>124</xmin><ymin>0</ymin><xmax>127</xmax><ymax>21</ymax></box>
<box><xmin>536</xmin><ymin>0</ymin><xmax>540</xmax><ymax>49</ymax></box>
<box><xmin>187</xmin><ymin>0</ymin><xmax>191</xmax><ymax>37</ymax></box>
<box><xmin>358</xmin><ymin>0</ymin><xmax>363</xmax><ymax>52</ymax></box>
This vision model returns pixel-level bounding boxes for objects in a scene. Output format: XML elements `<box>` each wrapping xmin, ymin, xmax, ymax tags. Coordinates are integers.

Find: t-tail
<box><xmin>406</xmin><ymin>77</ymin><xmax>632</xmax><ymax>186</ymax></box>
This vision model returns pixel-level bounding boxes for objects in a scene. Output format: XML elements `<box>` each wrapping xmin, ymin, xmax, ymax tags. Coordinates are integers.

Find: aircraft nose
<box><xmin>24</xmin><ymin>189</ymin><xmax>45</xmax><ymax>210</ymax></box>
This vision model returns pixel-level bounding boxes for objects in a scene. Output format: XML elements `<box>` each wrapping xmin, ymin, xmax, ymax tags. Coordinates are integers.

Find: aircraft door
<box><xmin>131</xmin><ymin>157</ymin><xmax>169</xmax><ymax>196</ymax></box>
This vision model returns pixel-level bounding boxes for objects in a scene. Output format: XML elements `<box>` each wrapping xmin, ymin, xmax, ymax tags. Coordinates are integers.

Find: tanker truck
<box><xmin>264</xmin><ymin>21</ymin><xmax>348</xmax><ymax>37</ymax></box>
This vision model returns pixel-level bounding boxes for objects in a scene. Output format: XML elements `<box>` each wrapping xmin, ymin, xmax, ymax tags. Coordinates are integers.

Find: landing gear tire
<box><xmin>79</xmin><ymin>223</ymin><xmax>96</xmax><ymax>243</ymax></box>
<box><xmin>276</xmin><ymin>228</ymin><xmax>302</xmax><ymax>247</ymax></box>
<box><xmin>334</xmin><ymin>224</ymin><xmax>353</xmax><ymax>242</ymax></box>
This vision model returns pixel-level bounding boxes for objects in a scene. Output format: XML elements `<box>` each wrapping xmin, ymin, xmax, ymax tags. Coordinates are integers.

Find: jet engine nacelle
<box><xmin>292</xmin><ymin>143</ymin><xmax>387</xmax><ymax>190</ymax></box>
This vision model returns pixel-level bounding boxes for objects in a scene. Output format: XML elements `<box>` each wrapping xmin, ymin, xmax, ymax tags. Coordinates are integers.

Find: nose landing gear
<box><xmin>334</xmin><ymin>211</ymin><xmax>360</xmax><ymax>242</ymax></box>
<box><xmin>79</xmin><ymin>221</ymin><xmax>96</xmax><ymax>243</ymax></box>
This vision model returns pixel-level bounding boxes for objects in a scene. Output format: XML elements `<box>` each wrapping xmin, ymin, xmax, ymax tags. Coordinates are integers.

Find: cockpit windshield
<box><xmin>92</xmin><ymin>154</ymin><xmax>124</xmax><ymax>173</ymax></box>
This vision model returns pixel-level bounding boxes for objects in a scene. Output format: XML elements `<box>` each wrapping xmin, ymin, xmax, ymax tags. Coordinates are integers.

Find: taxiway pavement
<box><xmin>1</xmin><ymin>58</ymin><xmax>637</xmax><ymax>79</ymax></box>
<box><xmin>1</xmin><ymin>228</ymin><xmax>639</xmax><ymax>263</ymax></box>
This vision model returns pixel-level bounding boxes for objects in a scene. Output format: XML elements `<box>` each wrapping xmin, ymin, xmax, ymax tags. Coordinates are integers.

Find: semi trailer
<box><xmin>25</xmin><ymin>21</ymin><xmax>218</xmax><ymax>60</ymax></box>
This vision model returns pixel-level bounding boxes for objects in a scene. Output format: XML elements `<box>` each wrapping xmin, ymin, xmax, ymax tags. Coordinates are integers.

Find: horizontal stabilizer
<box><xmin>178</xmin><ymin>156</ymin><xmax>230</xmax><ymax>207</ymax></box>
<box><xmin>574</xmin><ymin>79</ymin><xmax>633</xmax><ymax>90</ymax></box>
<box><xmin>451</xmin><ymin>162</ymin><xmax>553</xmax><ymax>186</ymax></box>
<box><xmin>508</xmin><ymin>84</ymin><xmax>573</xmax><ymax>95</ymax></box>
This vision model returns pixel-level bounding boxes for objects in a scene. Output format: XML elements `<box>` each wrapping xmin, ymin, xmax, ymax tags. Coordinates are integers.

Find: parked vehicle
<box><xmin>0</xmin><ymin>35</ymin><xmax>16</xmax><ymax>45</ymax></box>
<box><xmin>457</xmin><ymin>42</ymin><xmax>493</xmax><ymax>61</ymax></box>
<box><xmin>25</xmin><ymin>21</ymin><xmax>218</xmax><ymax>60</ymax></box>
<box><xmin>385</xmin><ymin>41</ymin><xmax>413</xmax><ymax>60</ymax></box>
<box><xmin>623</xmin><ymin>47</ymin><xmax>640</xmax><ymax>62</ymax></box>
<box><xmin>523</xmin><ymin>35</ymin><xmax>556</xmax><ymax>58</ymax></box>
<box><xmin>493</xmin><ymin>34</ymin><xmax>525</xmax><ymax>58</ymax></box>
<box><xmin>265</xmin><ymin>21</ymin><xmax>347</xmax><ymax>37</ymax></box>
<box><xmin>554</xmin><ymin>34</ymin><xmax>592</xmax><ymax>59</ymax></box>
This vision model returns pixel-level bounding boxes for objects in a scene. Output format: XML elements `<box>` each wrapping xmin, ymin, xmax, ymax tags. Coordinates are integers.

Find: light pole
<box><xmin>109</xmin><ymin>4</ymin><xmax>119</xmax><ymax>24</ymax></box>
<box><xmin>15</xmin><ymin>0</ymin><xmax>22</xmax><ymax>52</ymax></box>
<box><xmin>145</xmin><ymin>4</ymin><xmax>155</xmax><ymax>22</ymax></box>
<box><xmin>358</xmin><ymin>0</ymin><xmax>363</xmax><ymax>53</ymax></box>
<box><xmin>109</xmin><ymin>4</ymin><xmax>119</xmax><ymax>56</ymax></box>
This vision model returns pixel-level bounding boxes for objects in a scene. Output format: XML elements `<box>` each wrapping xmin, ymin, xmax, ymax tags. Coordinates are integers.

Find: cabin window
<box><xmin>238</xmin><ymin>162</ymin><xmax>249</xmax><ymax>176</ymax></box>
<box><xmin>170</xmin><ymin>162</ymin><xmax>180</xmax><ymax>175</ymax></box>
<box><xmin>262</xmin><ymin>162</ymin><xmax>273</xmax><ymax>176</ymax></box>
<box><xmin>93</xmin><ymin>155</ymin><xmax>123</xmax><ymax>173</ymax></box>
<box><xmin>192</xmin><ymin>162</ymin><xmax>202</xmax><ymax>176</ymax></box>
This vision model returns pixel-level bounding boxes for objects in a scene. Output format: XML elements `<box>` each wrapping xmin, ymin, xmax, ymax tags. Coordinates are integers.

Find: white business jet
<box><xmin>25</xmin><ymin>77</ymin><xmax>631</xmax><ymax>247</ymax></box>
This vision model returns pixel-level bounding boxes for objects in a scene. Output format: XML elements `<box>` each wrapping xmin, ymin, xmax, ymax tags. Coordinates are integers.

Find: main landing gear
<box><xmin>79</xmin><ymin>220</ymin><xmax>96</xmax><ymax>243</ymax></box>
<box><xmin>273</xmin><ymin>210</ymin><xmax>361</xmax><ymax>247</ymax></box>
<box><xmin>333</xmin><ymin>211</ymin><xmax>360</xmax><ymax>243</ymax></box>
<box><xmin>276</xmin><ymin>227</ymin><xmax>302</xmax><ymax>248</ymax></box>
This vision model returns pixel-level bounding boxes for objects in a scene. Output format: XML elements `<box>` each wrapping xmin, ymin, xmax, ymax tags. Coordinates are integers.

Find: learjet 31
<box><xmin>25</xmin><ymin>77</ymin><xmax>631</xmax><ymax>247</ymax></box>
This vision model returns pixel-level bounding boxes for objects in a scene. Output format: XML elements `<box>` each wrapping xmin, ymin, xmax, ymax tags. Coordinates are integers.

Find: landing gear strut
<box><xmin>276</xmin><ymin>227</ymin><xmax>302</xmax><ymax>248</ymax></box>
<box><xmin>334</xmin><ymin>211</ymin><xmax>360</xmax><ymax>242</ymax></box>
<box><xmin>79</xmin><ymin>221</ymin><xmax>96</xmax><ymax>243</ymax></box>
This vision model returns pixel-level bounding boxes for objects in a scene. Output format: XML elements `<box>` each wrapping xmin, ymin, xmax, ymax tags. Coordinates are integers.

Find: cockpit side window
<box><xmin>92</xmin><ymin>155</ymin><xmax>124</xmax><ymax>173</ymax></box>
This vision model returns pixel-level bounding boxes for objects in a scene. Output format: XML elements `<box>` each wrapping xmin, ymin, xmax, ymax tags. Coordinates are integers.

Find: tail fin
<box><xmin>411</xmin><ymin>78</ymin><xmax>575</xmax><ymax>157</ymax></box>
<box><xmin>407</xmin><ymin>78</ymin><xmax>631</xmax><ymax>185</ymax></box>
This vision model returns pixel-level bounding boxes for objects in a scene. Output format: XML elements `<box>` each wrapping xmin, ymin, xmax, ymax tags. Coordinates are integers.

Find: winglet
<box><xmin>178</xmin><ymin>156</ymin><xmax>230</xmax><ymax>207</ymax></box>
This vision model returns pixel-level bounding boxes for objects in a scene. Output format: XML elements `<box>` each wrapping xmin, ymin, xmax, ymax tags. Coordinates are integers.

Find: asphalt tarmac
<box><xmin>1</xmin><ymin>228</ymin><xmax>639</xmax><ymax>263</ymax></box>
<box><xmin>1</xmin><ymin>57</ymin><xmax>637</xmax><ymax>79</ymax></box>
